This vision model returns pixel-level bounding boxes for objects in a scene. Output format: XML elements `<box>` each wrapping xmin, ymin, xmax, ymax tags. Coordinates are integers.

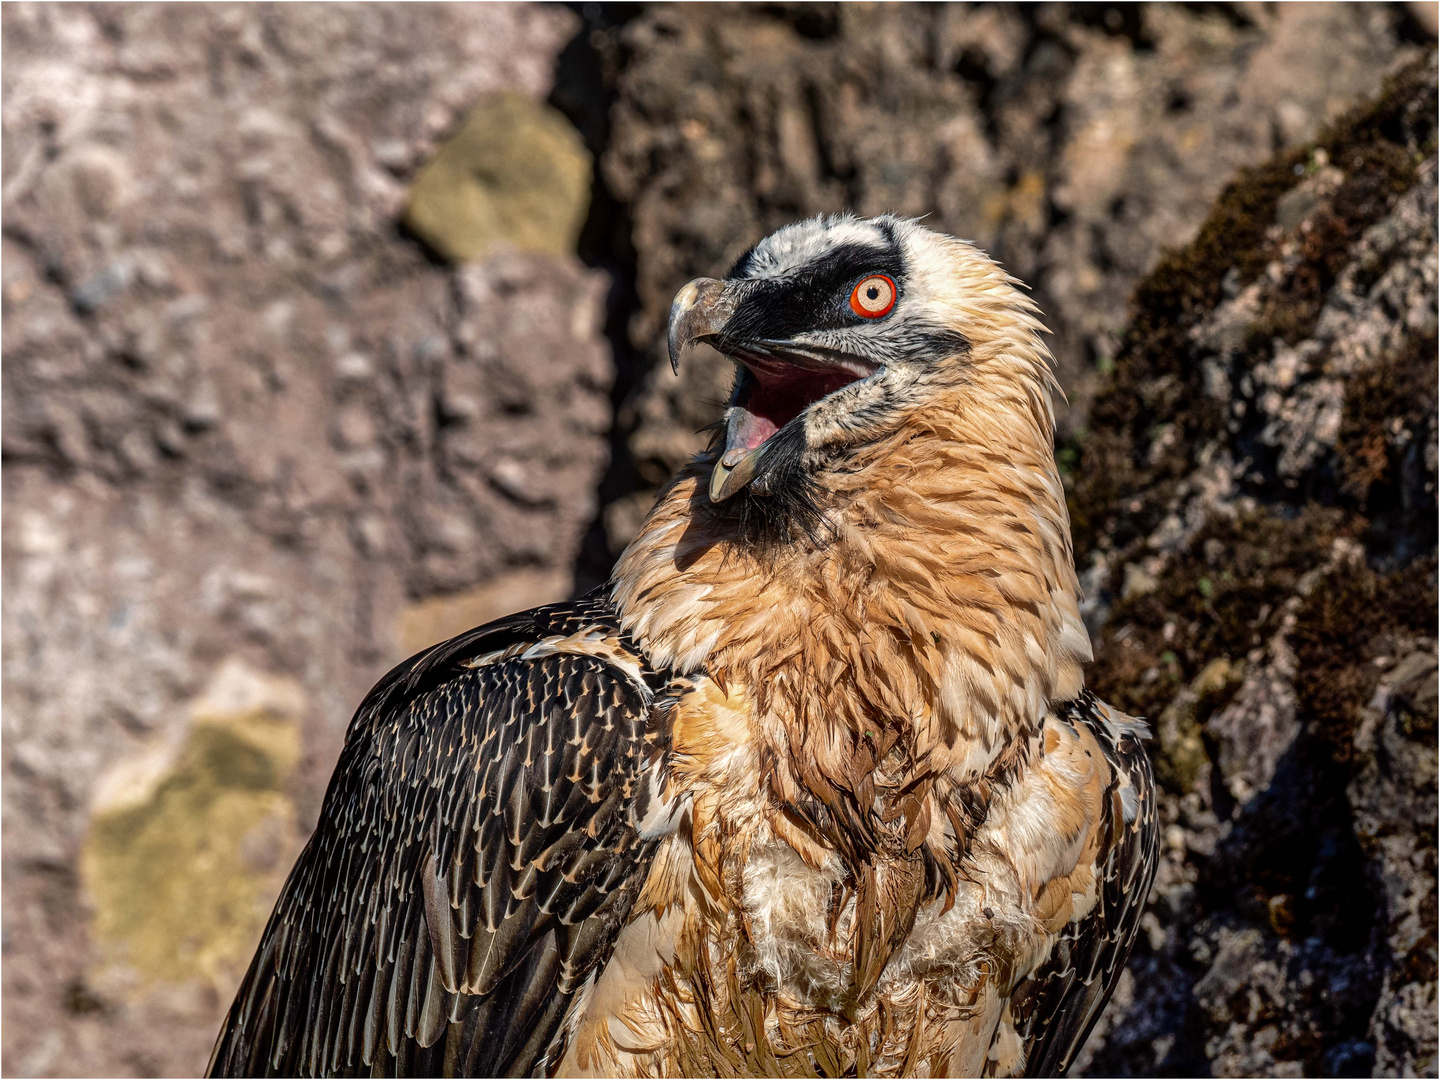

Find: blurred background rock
<box><xmin>1</xmin><ymin>3</ymin><xmax>1434</xmax><ymax>1076</ymax></box>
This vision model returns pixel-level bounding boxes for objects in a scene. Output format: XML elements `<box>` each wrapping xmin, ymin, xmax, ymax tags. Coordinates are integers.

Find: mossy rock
<box><xmin>404</xmin><ymin>92</ymin><xmax>591</xmax><ymax>262</ymax></box>
<box><xmin>1070</xmin><ymin>55</ymin><xmax>1438</xmax><ymax>1075</ymax></box>
<box><xmin>1156</xmin><ymin>656</ymin><xmax>1243</xmax><ymax>793</ymax></box>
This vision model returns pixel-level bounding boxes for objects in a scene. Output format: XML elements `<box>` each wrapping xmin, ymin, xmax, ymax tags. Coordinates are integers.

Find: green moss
<box><xmin>1091</xmin><ymin>500</ymin><xmax>1436</xmax><ymax>781</ymax></box>
<box><xmin>1067</xmin><ymin>152</ymin><xmax>1297</xmax><ymax>551</ymax></box>
<box><xmin>1063</xmin><ymin>54</ymin><xmax>1435</xmax><ymax>1072</ymax></box>
<box><xmin>1155</xmin><ymin>657</ymin><xmax>1244</xmax><ymax>794</ymax></box>
<box><xmin>1338</xmin><ymin>331</ymin><xmax>1439</xmax><ymax>501</ymax></box>
<box><xmin>1291</xmin><ymin>554</ymin><xmax>1438</xmax><ymax>769</ymax></box>
<box><xmin>1089</xmin><ymin>508</ymin><xmax>1345</xmax><ymax>724</ymax></box>
<box><xmin>1075</xmin><ymin>53</ymin><xmax>1438</xmax><ymax>781</ymax></box>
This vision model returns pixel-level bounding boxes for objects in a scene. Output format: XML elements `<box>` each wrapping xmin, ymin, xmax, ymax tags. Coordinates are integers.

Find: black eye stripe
<box><xmin>720</xmin><ymin>242</ymin><xmax>905</xmax><ymax>343</ymax></box>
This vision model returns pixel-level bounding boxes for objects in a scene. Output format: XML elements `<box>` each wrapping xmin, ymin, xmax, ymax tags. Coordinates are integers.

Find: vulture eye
<box><xmin>850</xmin><ymin>274</ymin><xmax>896</xmax><ymax>319</ymax></box>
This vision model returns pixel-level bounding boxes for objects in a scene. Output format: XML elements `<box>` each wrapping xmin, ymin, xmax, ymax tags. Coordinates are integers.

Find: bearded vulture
<box><xmin>209</xmin><ymin>215</ymin><xmax>1157</xmax><ymax>1078</ymax></box>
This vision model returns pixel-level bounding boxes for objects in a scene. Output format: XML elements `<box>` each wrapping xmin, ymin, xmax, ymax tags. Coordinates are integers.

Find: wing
<box><xmin>208</xmin><ymin>594</ymin><xmax>669</xmax><ymax>1078</ymax></box>
<box><xmin>1009</xmin><ymin>691</ymin><xmax>1159</xmax><ymax>1078</ymax></box>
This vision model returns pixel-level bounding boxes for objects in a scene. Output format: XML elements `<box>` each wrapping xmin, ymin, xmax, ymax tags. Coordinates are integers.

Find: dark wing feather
<box><xmin>1011</xmin><ymin>691</ymin><xmax>1160</xmax><ymax>1078</ymax></box>
<box><xmin>208</xmin><ymin>594</ymin><xmax>666</xmax><ymax>1078</ymax></box>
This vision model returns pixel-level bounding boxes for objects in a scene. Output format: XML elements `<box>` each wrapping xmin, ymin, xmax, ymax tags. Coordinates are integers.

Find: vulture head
<box><xmin>667</xmin><ymin>213</ymin><xmax>1055</xmax><ymax>542</ymax></box>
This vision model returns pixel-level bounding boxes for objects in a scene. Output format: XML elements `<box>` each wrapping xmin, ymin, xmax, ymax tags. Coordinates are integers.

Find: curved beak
<box><xmin>667</xmin><ymin>277</ymin><xmax>762</xmax><ymax>502</ymax></box>
<box><xmin>667</xmin><ymin>277</ymin><xmax>732</xmax><ymax>375</ymax></box>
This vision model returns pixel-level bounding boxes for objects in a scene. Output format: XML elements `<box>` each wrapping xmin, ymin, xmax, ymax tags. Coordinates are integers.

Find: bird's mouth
<box><xmin>668</xmin><ymin>276</ymin><xmax>878</xmax><ymax>502</ymax></box>
<box><xmin>711</xmin><ymin>344</ymin><xmax>877</xmax><ymax>501</ymax></box>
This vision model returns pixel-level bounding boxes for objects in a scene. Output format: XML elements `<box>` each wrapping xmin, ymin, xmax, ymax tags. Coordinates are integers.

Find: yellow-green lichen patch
<box><xmin>82</xmin><ymin>663</ymin><xmax>305</xmax><ymax>992</ymax></box>
<box><xmin>404</xmin><ymin>92</ymin><xmax>592</xmax><ymax>262</ymax></box>
<box><xmin>1155</xmin><ymin>657</ymin><xmax>1244</xmax><ymax>795</ymax></box>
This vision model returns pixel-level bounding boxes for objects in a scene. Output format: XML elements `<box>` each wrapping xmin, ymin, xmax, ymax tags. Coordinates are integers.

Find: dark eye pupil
<box><xmin>867</xmin><ymin>287</ymin><xmax>878</xmax><ymax>299</ymax></box>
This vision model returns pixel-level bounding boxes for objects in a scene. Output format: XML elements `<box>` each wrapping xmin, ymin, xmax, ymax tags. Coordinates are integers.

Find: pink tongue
<box><xmin>727</xmin><ymin>408</ymin><xmax>778</xmax><ymax>453</ymax></box>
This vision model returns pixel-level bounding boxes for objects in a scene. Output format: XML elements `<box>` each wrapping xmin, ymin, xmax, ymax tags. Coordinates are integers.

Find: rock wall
<box><xmin>589</xmin><ymin>21</ymin><xmax>1439</xmax><ymax>1068</ymax></box>
<box><xmin>1068</xmin><ymin>58</ymin><xmax>1438</xmax><ymax>1078</ymax></box>
<box><xmin>2</xmin><ymin>3</ymin><xmax>1434</xmax><ymax>1078</ymax></box>
<box><xmin>1</xmin><ymin>5</ymin><xmax>608</xmax><ymax>1075</ymax></box>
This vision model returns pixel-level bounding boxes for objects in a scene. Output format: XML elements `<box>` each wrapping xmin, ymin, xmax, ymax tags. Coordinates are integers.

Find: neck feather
<box><xmin>613</xmin><ymin>351</ymin><xmax>1090</xmax><ymax>795</ymax></box>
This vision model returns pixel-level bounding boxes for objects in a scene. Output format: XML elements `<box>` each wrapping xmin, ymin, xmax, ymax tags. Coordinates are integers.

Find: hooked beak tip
<box><xmin>667</xmin><ymin>277</ymin><xmax>727</xmax><ymax>378</ymax></box>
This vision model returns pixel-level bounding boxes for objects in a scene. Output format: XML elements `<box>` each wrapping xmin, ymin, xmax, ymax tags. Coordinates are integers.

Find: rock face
<box><xmin>591</xmin><ymin>7</ymin><xmax>1436</xmax><ymax>1073</ymax></box>
<box><xmin>2</xmin><ymin>4</ymin><xmax>1435</xmax><ymax>1079</ymax></box>
<box><xmin>1</xmin><ymin>5</ymin><xmax>609</xmax><ymax>1076</ymax></box>
<box><xmin>593</xmin><ymin>1</ymin><xmax>1427</xmax><ymax>557</ymax></box>
<box><xmin>593</xmin><ymin>23</ymin><xmax>1438</xmax><ymax>1067</ymax></box>
<box><xmin>1067</xmin><ymin>59</ymin><xmax>1437</xmax><ymax>1078</ymax></box>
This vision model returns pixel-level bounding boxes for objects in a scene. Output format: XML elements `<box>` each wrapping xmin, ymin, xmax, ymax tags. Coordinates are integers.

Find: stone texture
<box><xmin>393</xmin><ymin>567</ymin><xmax>572</xmax><ymax>657</ymax></box>
<box><xmin>1067</xmin><ymin>58</ymin><xmax>1438</xmax><ymax>1078</ymax></box>
<box><xmin>3</xmin><ymin>5</ymin><xmax>1436</xmax><ymax>1079</ymax></box>
<box><xmin>1</xmin><ymin>5</ymin><xmax>605</xmax><ymax>1076</ymax></box>
<box><xmin>1349</xmin><ymin>649</ymin><xmax>1439</xmax><ymax>1077</ymax></box>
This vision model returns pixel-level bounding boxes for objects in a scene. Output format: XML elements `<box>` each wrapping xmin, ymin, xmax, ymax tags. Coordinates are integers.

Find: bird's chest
<box><xmin>569</xmin><ymin>806</ymin><xmax>1016</xmax><ymax>1078</ymax></box>
<box><xmin>573</xmin><ymin>678</ymin><xmax>1021</xmax><ymax>1076</ymax></box>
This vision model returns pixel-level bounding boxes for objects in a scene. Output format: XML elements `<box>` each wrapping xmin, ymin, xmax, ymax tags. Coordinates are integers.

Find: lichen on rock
<box><xmin>404</xmin><ymin>92</ymin><xmax>592</xmax><ymax>262</ymax></box>
<box><xmin>2</xmin><ymin>8</ymin><xmax>603</xmax><ymax>1072</ymax></box>
<box><xmin>81</xmin><ymin>660</ymin><xmax>305</xmax><ymax>993</ymax></box>
<box><xmin>3</xmin><ymin>6</ymin><xmax>1435</xmax><ymax>1077</ymax></box>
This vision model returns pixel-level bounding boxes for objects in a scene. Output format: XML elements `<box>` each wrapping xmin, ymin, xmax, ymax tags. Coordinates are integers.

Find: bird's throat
<box><xmin>711</xmin><ymin>361</ymin><xmax>861</xmax><ymax>503</ymax></box>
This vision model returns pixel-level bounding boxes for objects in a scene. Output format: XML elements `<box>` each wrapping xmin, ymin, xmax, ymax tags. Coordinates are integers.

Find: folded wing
<box><xmin>1009</xmin><ymin>692</ymin><xmax>1159</xmax><ymax>1078</ymax></box>
<box><xmin>208</xmin><ymin>596</ymin><xmax>666</xmax><ymax>1078</ymax></box>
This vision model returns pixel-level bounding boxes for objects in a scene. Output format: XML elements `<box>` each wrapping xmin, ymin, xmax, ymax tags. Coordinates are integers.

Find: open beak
<box><xmin>668</xmin><ymin>276</ymin><xmax>877</xmax><ymax>504</ymax></box>
<box><xmin>667</xmin><ymin>278</ymin><xmax>756</xmax><ymax>501</ymax></box>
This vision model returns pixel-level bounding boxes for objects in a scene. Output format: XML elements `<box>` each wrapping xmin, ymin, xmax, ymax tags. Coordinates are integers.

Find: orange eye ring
<box><xmin>850</xmin><ymin>274</ymin><xmax>896</xmax><ymax>319</ymax></box>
